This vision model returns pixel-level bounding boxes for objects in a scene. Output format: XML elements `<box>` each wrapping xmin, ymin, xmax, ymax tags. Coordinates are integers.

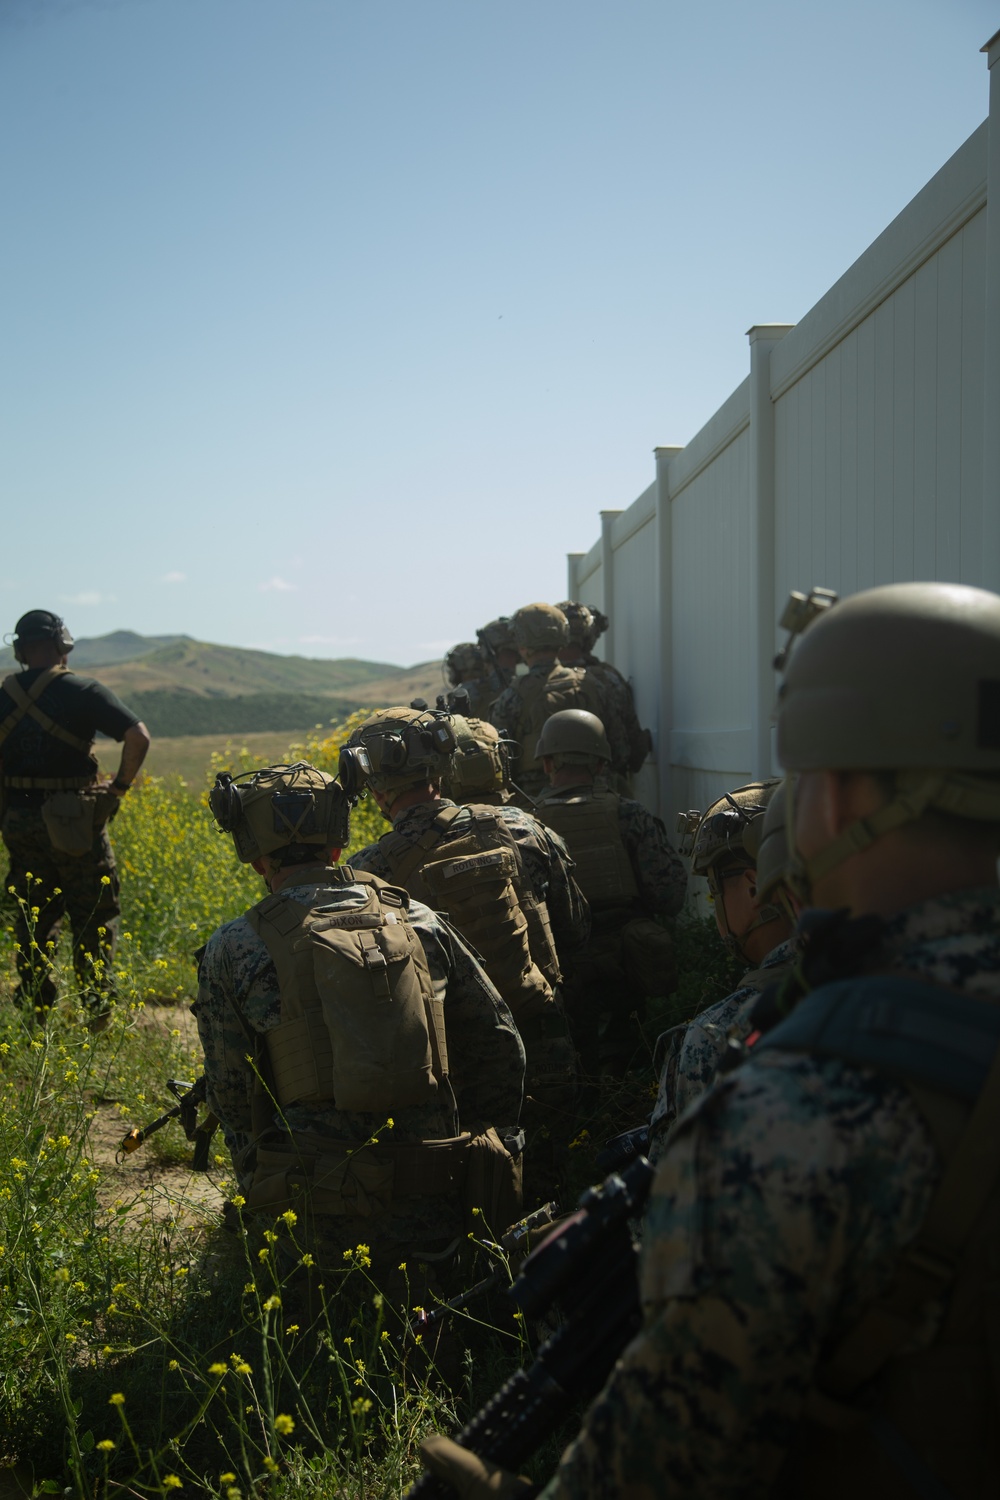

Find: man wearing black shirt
<box><xmin>0</xmin><ymin>610</ymin><xmax>150</xmax><ymax>1019</ymax></box>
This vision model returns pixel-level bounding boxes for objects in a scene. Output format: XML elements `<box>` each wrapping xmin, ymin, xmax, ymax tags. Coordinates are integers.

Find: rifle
<box><xmin>595</xmin><ymin>1124</ymin><xmax>650</xmax><ymax>1175</ymax></box>
<box><xmin>117</xmin><ymin>1077</ymin><xmax>219</xmax><ymax>1171</ymax></box>
<box><xmin>405</xmin><ymin>1155</ymin><xmax>654</xmax><ymax>1499</ymax></box>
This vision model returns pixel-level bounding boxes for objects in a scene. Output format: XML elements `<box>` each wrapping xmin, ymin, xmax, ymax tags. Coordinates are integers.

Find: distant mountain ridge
<box><xmin>0</xmin><ymin>631</ymin><xmax>446</xmax><ymax>737</ymax></box>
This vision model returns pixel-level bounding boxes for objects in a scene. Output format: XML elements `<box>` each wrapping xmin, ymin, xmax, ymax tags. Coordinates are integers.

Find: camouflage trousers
<box><xmin>562</xmin><ymin>927</ymin><xmax>645</xmax><ymax>1078</ymax></box>
<box><xmin>1</xmin><ymin>803</ymin><xmax>120</xmax><ymax>1014</ymax></box>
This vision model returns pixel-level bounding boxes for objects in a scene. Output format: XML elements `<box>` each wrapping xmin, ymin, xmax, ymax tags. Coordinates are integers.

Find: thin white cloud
<box><xmin>259</xmin><ymin>576</ymin><xmax>296</xmax><ymax>593</ymax></box>
<box><xmin>162</xmin><ymin>571</ymin><xmax>186</xmax><ymax>584</ymax></box>
<box><xmin>61</xmin><ymin>591</ymin><xmax>113</xmax><ymax>607</ymax></box>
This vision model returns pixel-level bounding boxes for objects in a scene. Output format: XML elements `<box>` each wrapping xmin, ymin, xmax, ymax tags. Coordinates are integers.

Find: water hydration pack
<box><xmin>379</xmin><ymin>805</ymin><xmax>559</xmax><ymax>1024</ymax></box>
<box><xmin>511</xmin><ymin>665</ymin><xmax>606</xmax><ymax>786</ymax></box>
<box><xmin>247</xmin><ymin>870</ymin><xmax>447</xmax><ymax>1113</ymax></box>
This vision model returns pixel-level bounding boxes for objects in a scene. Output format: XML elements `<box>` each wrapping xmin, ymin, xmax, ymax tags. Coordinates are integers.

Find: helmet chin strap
<box><xmin>785</xmin><ymin>771</ymin><xmax>969</xmax><ymax>905</ymax></box>
<box><xmin>712</xmin><ymin>868</ymin><xmax>784</xmax><ymax>964</ymax></box>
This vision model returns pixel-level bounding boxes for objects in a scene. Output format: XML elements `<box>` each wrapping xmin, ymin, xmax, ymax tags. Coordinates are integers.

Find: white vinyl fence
<box><xmin>569</xmin><ymin>31</ymin><xmax>1000</xmax><ymax>829</ymax></box>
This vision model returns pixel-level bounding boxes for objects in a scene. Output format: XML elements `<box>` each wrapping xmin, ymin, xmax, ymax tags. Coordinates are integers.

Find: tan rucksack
<box><xmin>510</xmin><ymin>664</ymin><xmax>607</xmax><ymax>781</ymax></box>
<box><xmin>380</xmin><ymin>805</ymin><xmax>559</xmax><ymax>1024</ymax></box>
<box><xmin>247</xmin><ymin>872</ymin><xmax>448</xmax><ymax>1114</ymax></box>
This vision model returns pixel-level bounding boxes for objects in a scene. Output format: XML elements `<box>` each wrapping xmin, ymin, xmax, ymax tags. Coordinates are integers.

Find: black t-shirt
<box><xmin>0</xmin><ymin>669</ymin><xmax>139</xmax><ymax>781</ymax></box>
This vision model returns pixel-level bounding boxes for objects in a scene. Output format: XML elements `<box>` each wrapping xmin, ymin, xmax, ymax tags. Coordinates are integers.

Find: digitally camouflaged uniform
<box><xmin>648</xmin><ymin>937</ymin><xmax>797</xmax><ymax>1157</ymax></box>
<box><xmin>194</xmin><ymin>871</ymin><xmax>524</xmax><ymax>1263</ymax></box>
<box><xmin>540</xmin><ymin>888</ymin><xmax>1000</xmax><ymax>1498</ymax></box>
<box><xmin>580</xmin><ymin>653</ymin><xmax>650</xmax><ymax>777</ymax></box>
<box><xmin>349</xmin><ymin>798</ymin><xmax>590</xmax><ymax>967</ymax></box>
<box><xmin>535</xmin><ymin>783</ymin><xmax>686</xmax><ymax>1073</ymax></box>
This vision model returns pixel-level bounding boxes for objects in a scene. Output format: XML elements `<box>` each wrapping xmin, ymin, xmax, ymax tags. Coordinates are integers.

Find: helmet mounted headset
<box><xmin>209</xmin><ymin>762</ymin><xmax>350</xmax><ymax>864</ymax></box>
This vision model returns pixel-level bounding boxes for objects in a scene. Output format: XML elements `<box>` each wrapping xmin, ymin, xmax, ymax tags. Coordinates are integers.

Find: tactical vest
<box><xmin>756</xmin><ymin>974</ymin><xmax>1000</xmax><ymax>1500</ymax></box>
<box><xmin>511</xmin><ymin>664</ymin><xmax>606</xmax><ymax>784</ymax></box>
<box><xmin>536</xmin><ymin>787</ymin><xmax>639</xmax><ymax>912</ymax></box>
<box><xmin>379</xmin><ymin>805</ymin><xmax>559</xmax><ymax>1024</ymax></box>
<box><xmin>247</xmin><ymin>870</ymin><xmax>448</xmax><ymax>1114</ymax></box>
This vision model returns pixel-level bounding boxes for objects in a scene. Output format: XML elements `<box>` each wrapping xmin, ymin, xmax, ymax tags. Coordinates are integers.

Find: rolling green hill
<box><xmin>0</xmin><ymin>631</ymin><xmax>445</xmax><ymax>737</ymax></box>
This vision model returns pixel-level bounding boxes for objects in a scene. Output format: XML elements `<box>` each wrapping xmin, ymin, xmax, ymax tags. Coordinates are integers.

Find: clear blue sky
<box><xmin>1</xmin><ymin>0</ymin><xmax>995</xmax><ymax>665</ymax></box>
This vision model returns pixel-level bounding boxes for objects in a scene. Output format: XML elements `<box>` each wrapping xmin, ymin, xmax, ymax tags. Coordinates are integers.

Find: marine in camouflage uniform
<box><xmin>489</xmin><ymin>604</ymin><xmax>613</xmax><ymax>803</ymax></box>
<box><xmin>0</xmin><ymin>610</ymin><xmax>150</xmax><ymax>1017</ymax></box>
<box><xmin>344</xmin><ymin>708</ymin><xmax>590</xmax><ymax>1207</ymax></box>
<box><xmin>474</xmin><ymin>616</ymin><xmax>520</xmax><ymax>715</ymax></box>
<box><xmin>443</xmin><ymin>642</ymin><xmax>496</xmax><ymax>721</ymax></box>
<box><xmin>648</xmin><ymin>936</ymin><xmax>796</xmax><ymax>1155</ymax></box>
<box><xmin>194</xmin><ymin>763</ymin><xmax>524</xmax><ymax>1278</ymax></box>
<box><xmin>534</xmin><ymin>712</ymin><xmax>686</xmax><ymax>1076</ymax></box>
<box><xmin>648</xmin><ymin>780</ymin><xmax>796</xmax><ymax>1152</ymax></box>
<box><xmin>506</xmin><ymin>581</ymin><xmax>1000</xmax><ymax>1497</ymax></box>
<box><xmin>558</xmin><ymin>600</ymin><xmax>652</xmax><ymax>779</ymax></box>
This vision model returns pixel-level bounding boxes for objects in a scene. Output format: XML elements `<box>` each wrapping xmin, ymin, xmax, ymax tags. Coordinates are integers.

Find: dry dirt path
<box><xmin>88</xmin><ymin>1002</ymin><xmax>227</xmax><ymax>1234</ymax></box>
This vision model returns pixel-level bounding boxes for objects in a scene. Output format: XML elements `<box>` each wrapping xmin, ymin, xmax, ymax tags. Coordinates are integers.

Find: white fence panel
<box><xmin>564</xmin><ymin>38</ymin><xmax>1000</xmax><ymax>847</ymax></box>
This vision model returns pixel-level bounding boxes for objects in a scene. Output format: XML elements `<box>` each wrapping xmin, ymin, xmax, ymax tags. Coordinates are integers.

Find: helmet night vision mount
<box><xmin>209</xmin><ymin>762</ymin><xmax>350</xmax><ymax>864</ymax></box>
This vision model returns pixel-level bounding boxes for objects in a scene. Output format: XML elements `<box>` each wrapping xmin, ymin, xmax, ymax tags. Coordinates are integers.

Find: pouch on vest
<box><xmin>463</xmin><ymin>1126</ymin><xmax>523</xmax><ymax>1235</ymax></box>
<box><xmin>391</xmin><ymin>808</ymin><xmax>556</xmax><ymax>1025</ymax></box>
<box><xmin>537</xmin><ymin>789</ymin><xmax>639</xmax><ymax>910</ymax></box>
<box><xmin>41</xmin><ymin>791</ymin><xmax>96</xmax><ymax>856</ymax></box>
<box><xmin>250</xmin><ymin>883</ymin><xmax>448</xmax><ymax>1116</ymax></box>
<box><xmin>622</xmin><ymin>917</ymin><xmax>677</xmax><ymax>998</ymax></box>
<box><xmin>247</xmin><ymin>1139</ymin><xmax>397</xmax><ymax>1218</ymax></box>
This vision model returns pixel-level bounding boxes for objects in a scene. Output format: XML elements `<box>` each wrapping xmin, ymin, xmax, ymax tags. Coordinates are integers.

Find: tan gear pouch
<box><xmin>42</xmin><ymin>791</ymin><xmax>96</xmax><ymax>856</ymax></box>
<box><xmin>622</xmin><ymin>916</ymin><xmax>677</xmax><ymax>999</ymax></box>
<box><xmin>247</xmin><ymin>1141</ymin><xmax>395</xmax><ymax>1218</ymax></box>
<box><xmin>462</xmin><ymin>1127</ymin><xmax>522</xmax><ymax>1235</ymax></box>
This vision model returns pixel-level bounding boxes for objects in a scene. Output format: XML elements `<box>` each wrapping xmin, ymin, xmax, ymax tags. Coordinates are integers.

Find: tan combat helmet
<box><xmin>441</xmin><ymin>716</ymin><xmax>511</xmax><ymax>803</ymax></box>
<box><xmin>536</xmin><ymin>708</ymin><xmax>612</xmax><ymax>769</ymax></box>
<box><xmin>690</xmin><ymin>780</ymin><xmax>783</xmax><ymax>954</ymax></box>
<box><xmin>511</xmin><ymin>602</ymin><xmax>570</xmax><ymax>654</ymax></box>
<box><xmin>444</xmin><ymin>642</ymin><xmax>486</xmax><ymax>688</ymax></box>
<box><xmin>340</xmin><ymin>706</ymin><xmax>457</xmax><ymax>804</ymax></box>
<box><xmin>557</xmin><ymin>600</ymin><xmax>609</xmax><ymax>653</ymax></box>
<box><xmin>208</xmin><ymin>762</ymin><xmax>350</xmax><ymax>865</ymax></box>
<box><xmin>477</xmin><ymin>617</ymin><xmax>517</xmax><ymax>658</ymax></box>
<box><xmin>752</xmin><ymin>779</ymin><xmax>794</xmax><ymax>912</ymax></box>
<box><xmin>776</xmin><ymin>581</ymin><xmax>1000</xmax><ymax>888</ymax></box>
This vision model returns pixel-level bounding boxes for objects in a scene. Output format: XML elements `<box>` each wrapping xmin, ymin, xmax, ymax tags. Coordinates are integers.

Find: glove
<box><xmin>419</xmin><ymin>1435</ymin><xmax>536</xmax><ymax>1498</ymax></box>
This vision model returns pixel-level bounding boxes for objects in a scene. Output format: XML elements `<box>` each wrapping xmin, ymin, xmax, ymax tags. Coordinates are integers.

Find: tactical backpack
<box><xmin>247</xmin><ymin>873</ymin><xmax>447</xmax><ymax>1114</ymax></box>
<box><xmin>756</xmin><ymin>974</ymin><xmax>1000</xmax><ymax>1500</ymax></box>
<box><xmin>379</xmin><ymin>805</ymin><xmax>560</xmax><ymax>1026</ymax></box>
<box><xmin>511</xmin><ymin>664</ymin><xmax>606</xmax><ymax>786</ymax></box>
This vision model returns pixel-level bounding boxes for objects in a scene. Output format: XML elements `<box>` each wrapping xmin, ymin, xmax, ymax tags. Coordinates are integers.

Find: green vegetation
<box><xmin>120</xmin><ymin>692</ymin><xmax>357</xmax><ymax>740</ymax></box>
<box><xmin>0</xmin><ymin>715</ymin><xmax>729</xmax><ymax>1497</ymax></box>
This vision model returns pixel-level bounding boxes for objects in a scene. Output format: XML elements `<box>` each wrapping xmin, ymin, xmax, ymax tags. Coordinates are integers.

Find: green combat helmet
<box><xmin>208</xmin><ymin>762</ymin><xmax>350</xmax><ymax>864</ymax></box>
<box><xmin>511</xmin><ymin>603</ymin><xmax>570</xmax><ymax>654</ymax></box>
<box><xmin>339</xmin><ymin>706</ymin><xmax>457</xmax><ymax>806</ymax></box>
<box><xmin>690</xmin><ymin>780</ymin><xmax>783</xmax><ymax>955</ymax></box>
<box><xmin>535</xmin><ymin>709</ymin><xmax>612</xmax><ymax>770</ymax></box>
<box><xmin>752</xmin><ymin>779</ymin><xmax>794</xmax><ymax>914</ymax></box>
<box><xmin>444</xmin><ymin>642</ymin><xmax>486</xmax><ymax>688</ymax></box>
<box><xmin>557</xmin><ymin>601</ymin><xmax>610</xmax><ymax>653</ymax></box>
<box><xmin>775</xmin><ymin>580</ymin><xmax>1000</xmax><ymax>892</ymax></box>
<box><xmin>440</xmin><ymin>716</ymin><xmax>511</xmax><ymax>804</ymax></box>
<box><xmin>11</xmin><ymin>609</ymin><xmax>75</xmax><ymax>656</ymax></box>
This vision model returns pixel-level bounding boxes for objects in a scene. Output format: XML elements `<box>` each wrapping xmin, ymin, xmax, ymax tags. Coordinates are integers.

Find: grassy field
<box><xmin>0</xmin><ymin>715</ymin><xmax>733</xmax><ymax>1497</ymax></box>
<box><xmin>97</xmin><ymin>731</ymin><xmax>326</xmax><ymax>788</ymax></box>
